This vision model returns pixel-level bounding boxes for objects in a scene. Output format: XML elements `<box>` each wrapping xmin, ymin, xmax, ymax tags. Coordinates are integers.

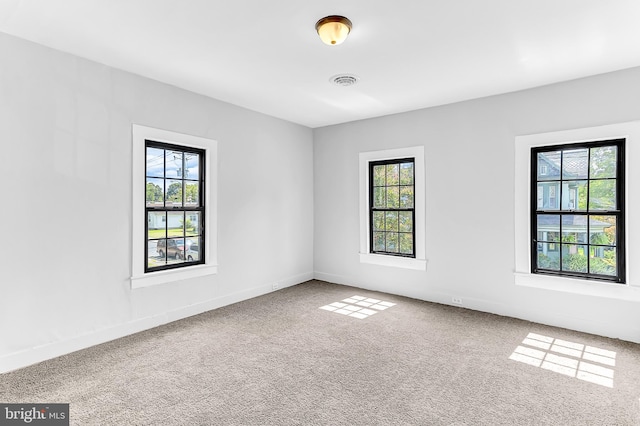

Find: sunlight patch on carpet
<box><xmin>509</xmin><ymin>332</ymin><xmax>616</xmax><ymax>388</ymax></box>
<box><xmin>319</xmin><ymin>296</ymin><xmax>396</xmax><ymax>319</ymax></box>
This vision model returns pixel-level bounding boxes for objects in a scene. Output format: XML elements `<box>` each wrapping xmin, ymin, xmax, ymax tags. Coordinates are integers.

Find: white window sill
<box><xmin>131</xmin><ymin>264</ymin><xmax>218</xmax><ymax>289</ymax></box>
<box><xmin>514</xmin><ymin>272</ymin><xmax>640</xmax><ymax>302</ymax></box>
<box><xmin>360</xmin><ymin>253</ymin><xmax>427</xmax><ymax>271</ymax></box>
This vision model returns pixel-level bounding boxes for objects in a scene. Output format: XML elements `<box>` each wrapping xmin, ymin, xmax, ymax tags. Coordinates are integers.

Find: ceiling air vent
<box><xmin>330</xmin><ymin>74</ymin><xmax>359</xmax><ymax>87</ymax></box>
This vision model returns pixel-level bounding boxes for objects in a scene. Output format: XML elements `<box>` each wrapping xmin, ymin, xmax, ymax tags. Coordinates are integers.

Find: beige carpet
<box><xmin>2</xmin><ymin>280</ymin><xmax>640</xmax><ymax>425</ymax></box>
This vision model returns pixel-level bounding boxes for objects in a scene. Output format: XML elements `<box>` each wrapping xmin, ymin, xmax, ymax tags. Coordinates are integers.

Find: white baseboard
<box><xmin>313</xmin><ymin>271</ymin><xmax>354</xmax><ymax>287</ymax></box>
<box><xmin>313</xmin><ymin>271</ymin><xmax>640</xmax><ymax>344</ymax></box>
<box><xmin>0</xmin><ymin>272</ymin><xmax>313</xmax><ymax>373</ymax></box>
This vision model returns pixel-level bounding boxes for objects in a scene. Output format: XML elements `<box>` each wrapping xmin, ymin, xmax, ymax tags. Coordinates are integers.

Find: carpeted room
<box><xmin>4</xmin><ymin>281</ymin><xmax>640</xmax><ymax>424</ymax></box>
<box><xmin>2</xmin><ymin>2</ymin><xmax>640</xmax><ymax>425</ymax></box>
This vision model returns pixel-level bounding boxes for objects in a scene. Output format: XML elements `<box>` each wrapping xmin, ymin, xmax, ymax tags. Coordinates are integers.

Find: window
<box><xmin>539</xmin><ymin>164</ymin><xmax>548</xmax><ymax>176</ymax></box>
<box><xmin>531</xmin><ymin>139</ymin><xmax>625</xmax><ymax>283</ymax></box>
<box><xmin>369</xmin><ymin>158</ymin><xmax>415</xmax><ymax>257</ymax></box>
<box><xmin>131</xmin><ymin>124</ymin><xmax>218</xmax><ymax>289</ymax></box>
<box><xmin>358</xmin><ymin>146</ymin><xmax>426</xmax><ymax>270</ymax></box>
<box><xmin>145</xmin><ymin>141</ymin><xmax>205</xmax><ymax>271</ymax></box>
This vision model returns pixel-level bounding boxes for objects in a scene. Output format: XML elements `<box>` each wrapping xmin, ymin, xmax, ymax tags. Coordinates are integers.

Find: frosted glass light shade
<box><xmin>315</xmin><ymin>16</ymin><xmax>352</xmax><ymax>45</ymax></box>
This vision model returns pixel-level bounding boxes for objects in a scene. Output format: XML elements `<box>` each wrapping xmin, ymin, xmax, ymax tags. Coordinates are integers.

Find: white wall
<box><xmin>3</xmin><ymin>30</ymin><xmax>639</xmax><ymax>373</ymax></box>
<box><xmin>0</xmin><ymin>33</ymin><xmax>314</xmax><ymax>372</ymax></box>
<box><xmin>313</xmin><ymin>67</ymin><xmax>640</xmax><ymax>343</ymax></box>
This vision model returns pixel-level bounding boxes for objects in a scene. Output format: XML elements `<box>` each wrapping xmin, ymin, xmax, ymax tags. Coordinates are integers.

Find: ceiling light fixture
<box><xmin>315</xmin><ymin>15</ymin><xmax>352</xmax><ymax>45</ymax></box>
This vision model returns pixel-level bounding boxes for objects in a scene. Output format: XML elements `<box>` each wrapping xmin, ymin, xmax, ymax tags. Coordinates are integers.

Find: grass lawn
<box><xmin>148</xmin><ymin>227</ymin><xmax>198</xmax><ymax>239</ymax></box>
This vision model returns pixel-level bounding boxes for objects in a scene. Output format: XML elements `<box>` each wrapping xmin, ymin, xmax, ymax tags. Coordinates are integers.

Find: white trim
<box><xmin>514</xmin><ymin>272</ymin><xmax>640</xmax><ymax>301</ymax></box>
<box><xmin>131</xmin><ymin>124</ymin><xmax>218</xmax><ymax>289</ymax></box>
<box><xmin>358</xmin><ymin>146</ymin><xmax>427</xmax><ymax>270</ymax></box>
<box><xmin>514</xmin><ymin>120</ymin><xmax>640</xmax><ymax>294</ymax></box>
<box><xmin>359</xmin><ymin>253</ymin><xmax>427</xmax><ymax>270</ymax></box>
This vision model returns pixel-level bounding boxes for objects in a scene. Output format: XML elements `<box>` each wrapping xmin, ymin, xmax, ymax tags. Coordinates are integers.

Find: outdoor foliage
<box><xmin>167</xmin><ymin>182</ymin><xmax>182</xmax><ymax>203</ymax></box>
<box><xmin>538</xmin><ymin>251</ymin><xmax>615</xmax><ymax>276</ymax></box>
<box><xmin>146</xmin><ymin>182</ymin><xmax>163</xmax><ymax>204</ymax></box>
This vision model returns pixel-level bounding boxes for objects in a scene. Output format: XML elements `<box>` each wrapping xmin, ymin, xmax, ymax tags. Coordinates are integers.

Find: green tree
<box><xmin>590</xmin><ymin>146</ymin><xmax>617</xmax><ymax>178</ymax></box>
<box><xmin>538</xmin><ymin>253</ymin><xmax>559</xmax><ymax>270</ymax></box>
<box><xmin>590</xmin><ymin>232</ymin><xmax>609</xmax><ymax>246</ymax></box>
<box><xmin>185</xmin><ymin>183</ymin><xmax>198</xmax><ymax>204</ymax></box>
<box><xmin>575</xmin><ymin>146</ymin><xmax>616</xmax><ymax>210</ymax></box>
<box><xmin>166</xmin><ymin>182</ymin><xmax>182</xmax><ymax>203</ymax></box>
<box><xmin>563</xmin><ymin>253</ymin><xmax>587</xmax><ymax>273</ymax></box>
<box><xmin>146</xmin><ymin>182</ymin><xmax>163</xmax><ymax>204</ymax></box>
<box><xmin>589</xmin><ymin>146</ymin><xmax>617</xmax><ymax>209</ymax></box>
<box><xmin>592</xmin><ymin>216</ymin><xmax>616</xmax><ymax>245</ymax></box>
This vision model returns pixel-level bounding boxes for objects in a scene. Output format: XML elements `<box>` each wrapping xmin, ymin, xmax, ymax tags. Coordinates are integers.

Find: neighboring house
<box><xmin>536</xmin><ymin>151</ymin><xmax>587</xmax><ymax>210</ymax></box>
<box><xmin>148</xmin><ymin>213</ymin><xmax>199</xmax><ymax>231</ymax></box>
<box><xmin>537</xmin><ymin>215</ymin><xmax>612</xmax><ymax>257</ymax></box>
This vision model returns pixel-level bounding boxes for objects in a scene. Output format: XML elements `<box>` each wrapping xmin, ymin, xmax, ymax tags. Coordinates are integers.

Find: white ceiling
<box><xmin>1</xmin><ymin>0</ymin><xmax>640</xmax><ymax>128</ymax></box>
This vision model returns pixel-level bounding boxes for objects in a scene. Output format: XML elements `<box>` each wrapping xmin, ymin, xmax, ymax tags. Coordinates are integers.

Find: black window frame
<box><xmin>369</xmin><ymin>158</ymin><xmax>416</xmax><ymax>258</ymax></box>
<box><xmin>145</xmin><ymin>140</ymin><xmax>206</xmax><ymax>272</ymax></box>
<box><xmin>530</xmin><ymin>138</ymin><xmax>625</xmax><ymax>283</ymax></box>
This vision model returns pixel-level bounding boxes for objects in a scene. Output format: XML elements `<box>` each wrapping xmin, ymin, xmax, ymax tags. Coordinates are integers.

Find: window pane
<box><xmin>537</xmin><ymin>182</ymin><xmax>560</xmax><ymax>210</ymax></box>
<box><xmin>184</xmin><ymin>182</ymin><xmax>200</xmax><ymax>207</ymax></box>
<box><xmin>590</xmin><ymin>215</ymin><xmax>616</xmax><ymax>245</ymax></box>
<box><xmin>590</xmin><ymin>247</ymin><xmax>616</xmax><ymax>276</ymax></box>
<box><xmin>386</xmin><ymin>186</ymin><xmax>399</xmax><ymax>208</ymax></box>
<box><xmin>562</xmin><ymin>149</ymin><xmax>588</xmax><ymax>179</ymax></box>
<box><xmin>561</xmin><ymin>180</ymin><xmax>587</xmax><ymax>211</ymax></box>
<box><xmin>399</xmin><ymin>233</ymin><xmax>413</xmax><ymax>254</ymax></box>
<box><xmin>561</xmin><ymin>215</ymin><xmax>587</xmax><ymax>243</ymax></box>
<box><xmin>399</xmin><ymin>186</ymin><xmax>414</xmax><ymax>208</ymax></box>
<box><xmin>537</xmin><ymin>151</ymin><xmax>561</xmax><ymax>181</ymax></box>
<box><xmin>398</xmin><ymin>211</ymin><xmax>413</xmax><ymax>232</ymax></box>
<box><xmin>184</xmin><ymin>152</ymin><xmax>200</xmax><ymax>180</ymax></box>
<box><xmin>537</xmin><ymin>243</ymin><xmax>560</xmax><ymax>270</ymax></box>
<box><xmin>148</xmin><ymin>240</ymin><xmax>164</xmax><ymax>269</ymax></box>
<box><xmin>373</xmin><ymin>211</ymin><xmax>385</xmax><ymax>231</ymax></box>
<box><xmin>166</xmin><ymin>238</ymin><xmax>186</xmax><ymax>262</ymax></box>
<box><xmin>146</xmin><ymin>147</ymin><xmax>164</xmax><ymax>178</ymax></box>
<box><xmin>185</xmin><ymin>212</ymin><xmax>201</xmax><ymax>237</ymax></box>
<box><xmin>537</xmin><ymin>185</ymin><xmax>543</xmax><ymax>208</ymax></box>
<box><xmin>373</xmin><ymin>187</ymin><xmax>385</xmax><ymax>208</ymax></box>
<box><xmin>167</xmin><ymin>212</ymin><xmax>185</xmax><ymax>237</ymax></box>
<box><xmin>166</xmin><ymin>150</ymin><xmax>183</xmax><ymax>178</ymax></box>
<box><xmin>147</xmin><ymin>212</ymin><xmax>166</xmax><ymax>239</ymax></box>
<box><xmin>155</xmin><ymin>239</ymin><xmax>168</xmax><ymax>260</ymax></box>
<box><xmin>537</xmin><ymin>231</ymin><xmax>559</xmax><ymax>243</ymax></box>
<box><xmin>590</xmin><ymin>146</ymin><xmax>617</xmax><ymax>179</ymax></box>
<box><xmin>373</xmin><ymin>232</ymin><xmax>385</xmax><ymax>251</ymax></box>
<box><xmin>400</xmin><ymin>162</ymin><xmax>414</xmax><ymax>185</ymax></box>
<box><xmin>373</xmin><ymin>165</ymin><xmax>385</xmax><ymax>186</ymax></box>
<box><xmin>385</xmin><ymin>211</ymin><xmax>398</xmax><ymax>231</ymax></box>
<box><xmin>561</xmin><ymin>244</ymin><xmax>588</xmax><ymax>273</ymax></box>
<box><xmin>386</xmin><ymin>164</ymin><xmax>399</xmax><ymax>185</ymax></box>
<box><xmin>537</xmin><ymin>214</ymin><xmax>560</xmax><ymax>240</ymax></box>
<box><xmin>186</xmin><ymin>237</ymin><xmax>201</xmax><ymax>262</ymax></box>
<box><xmin>166</xmin><ymin>180</ymin><xmax>183</xmax><ymax>207</ymax></box>
<box><xmin>146</xmin><ymin>178</ymin><xmax>165</xmax><ymax>207</ymax></box>
<box><xmin>386</xmin><ymin>232</ymin><xmax>399</xmax><ymax>253</ymax></box>
<box><xmin>589</xmin><ymin>180</ymin><xmax>616</xmax><ymax>210</ymax></box>
<box><xmin>185</xmin><ymin>237</ymin><xmax>197</xmax><ymax>249</ymax></box>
